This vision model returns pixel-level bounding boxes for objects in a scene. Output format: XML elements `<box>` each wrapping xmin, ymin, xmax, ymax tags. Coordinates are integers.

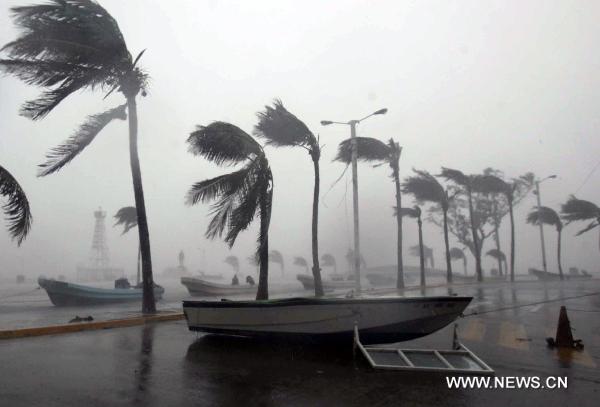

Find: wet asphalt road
<box><xmin>1</xmin><ymin>279</ymin><xmax>599</xmax><ymax>407</ymax></box>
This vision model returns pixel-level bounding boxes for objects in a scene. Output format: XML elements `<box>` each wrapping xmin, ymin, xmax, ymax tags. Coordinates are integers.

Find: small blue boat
<box><xmin>38</xmin><ymin>277</ymin><xmax>164</xmax><ymax>306</ymax></box>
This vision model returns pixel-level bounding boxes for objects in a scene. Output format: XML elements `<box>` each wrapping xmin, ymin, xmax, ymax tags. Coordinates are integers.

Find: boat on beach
<box><xmin>181</xmin><ymin>276</ymin><xmax>257</xmax><ymax>297</ymax></box>
<box><xmin>183</xmin><ymin>295</ymin><xmax>472</xmax><ymax>344</ymax></box>
<box><xmin>528</xmin><ymin>267</ymin><xmax>592</xmax><ymax>281</ymax></box>
<box><xmin>296</xmin><ymin>274</ymin><xmax>355</xmax><ymax>291</ymax></box>
<box><xmin>37</xmin><ymin>277</ymin><xmax>164</xmax><ymax>306</ymax></box>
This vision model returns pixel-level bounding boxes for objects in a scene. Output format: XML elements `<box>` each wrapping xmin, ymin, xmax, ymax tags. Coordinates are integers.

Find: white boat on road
<box><xmin>181</xmin><ymin>277</ymin><xmax>257</xmax><ymax>297</ymax></box>
<box><xmin>183</xmin><ymin>296</ymin><xmax>472</xmax><ymax>344</ymax></box>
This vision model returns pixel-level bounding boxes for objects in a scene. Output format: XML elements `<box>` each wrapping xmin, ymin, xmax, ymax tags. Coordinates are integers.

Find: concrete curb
<box><xmin>0</xmin><ymin>312</ymin><xmax>184</xmax><ymax>340</ymax></box>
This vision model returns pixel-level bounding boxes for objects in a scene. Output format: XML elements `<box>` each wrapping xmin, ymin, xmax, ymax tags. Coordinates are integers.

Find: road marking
<box><xmin>529</xmin><ymin>304</ymin><xmax>544</xmax><ymax>313</ymax></box>
<box><xmin>498</xmin><ymin>321</ymin><xmax>530</xmax><ymax>351</ymax></box>
<box><xmin>460</xmin><ymin>318</ymin><xmax>485</xmax><ymax>342</ymax></box>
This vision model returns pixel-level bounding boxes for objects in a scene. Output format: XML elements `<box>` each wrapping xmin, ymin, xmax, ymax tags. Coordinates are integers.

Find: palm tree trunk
<box><xmin>393</xmin><ymin>165</ymin><xmax>404</xmax><ymax>289</ymax></box>
<box><xmin>557</xmin><ymin>229</ymin><xmax>564</xmax><ymax>280</ymax></box>
<box><xmin>137</xmin><ymin>244</ymin><xmax>141</xmax><ymax>286</ymax></box>
<box><xmin>256</xmin><ymin>194</ymin><xmax>270</xmax><ymax>300</ymax></box>
<box><xmin>509</xmin><ymin>199</ymin><xmax>515</xmax><ymax>282</ymax></box>
<box><xmin>467</xmin><ymin>188</ymin><xmax>482</xmax><ymax>281</ymax></box>
<box><xmin>311</xmin><ymin>156</ymin><xmax>324</xmax><ymax>297</ymax></box>
<box><xmin>463</xmin><ymin>256</ymin><xmax>467</xmax><ymax>275</ymax></box>
<box><xmin>442</xmin><ymin>207</ymin><xmax>453</xmax><ymax>283</ymax></box>
<box><xmin>418</xmin><ymin>216</ymin><xmax>425</xmax><ymax>287</ymax></box>
<box><xmin>493</xmin><ymin>225</ymin><xmax>503</xmax><ymax>276</ymax></box>
<box><xmin>127</xmin><ymin>96</ymin><xmax>155</xmax><ymax>313</ymax></box>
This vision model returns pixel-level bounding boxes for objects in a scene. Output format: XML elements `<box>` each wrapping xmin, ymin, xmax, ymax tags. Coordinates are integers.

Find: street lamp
<box><xmin>535</xmin><ymin>174</ymin><xmax>557</xmax><ymax>273</ymax></box>
<box><xmin>321</xmin><ymin>108</ymin><xmax>388</xmax><ymax>294</ymax></box>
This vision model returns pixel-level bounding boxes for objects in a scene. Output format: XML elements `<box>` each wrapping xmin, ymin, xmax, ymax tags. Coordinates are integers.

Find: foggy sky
<box><xmin>1</xmin><ymin>0</ymin><xmax>599</xmax><ymax>280</ymax></box>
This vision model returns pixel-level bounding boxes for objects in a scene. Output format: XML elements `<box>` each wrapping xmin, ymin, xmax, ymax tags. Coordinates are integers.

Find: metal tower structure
<box><xmin>89</xmin><ymin>207</ymin><xmax>110</xmax><ymax>268</ymax></box>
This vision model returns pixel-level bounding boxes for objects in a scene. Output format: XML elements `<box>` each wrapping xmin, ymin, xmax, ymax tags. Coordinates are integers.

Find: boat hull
<box><xmin>296</xmin><ymin>274</ymin><xmax>355</xmax><ymax>291</ymax></box>
<box><xmin>181</xmin><ymin>277</ymin><xmax>257</xmax><ymax>297</ymax></box>
<box><xmin>38</xmin><ymin>278</ymin><xmax>164</xmax><ymax>306</ymax></box>
<box><xmin>183</xmin><ymin>296</ymin><xmax>472</xmax><ymax>345</ymax></box>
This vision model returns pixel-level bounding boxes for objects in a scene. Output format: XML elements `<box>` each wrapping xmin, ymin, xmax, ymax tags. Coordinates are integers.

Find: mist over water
<box><xmin>1</xmin><ymin>0</ymin><xmax>600</xmax><ymax>283</ymax></box>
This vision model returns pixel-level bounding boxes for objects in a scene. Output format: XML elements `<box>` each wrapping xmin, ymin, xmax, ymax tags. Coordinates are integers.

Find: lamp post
<box><xmin>535</xmin><ymin>175</ymin><xmax>557</xmax><ymax>273</ymax></box>
<box><xmin>321</xmin><ymin>108</ymin><xmax>388</xmax><ymax>294</ymax></box>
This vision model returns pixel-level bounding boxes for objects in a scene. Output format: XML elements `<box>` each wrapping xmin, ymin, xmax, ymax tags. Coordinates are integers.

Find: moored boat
<box><xmin>38</xmin><ymin>277</ymin><xmax>164</xmax><ymax>306</ymax></box>
<box><xmin>296</xmin><ymin>274</ymin><xmax>355</xmax><ymax>291</ymax></box>
<box><xmin>181</xmin><ymin>276</ymin><xmax>257</xmax><ymax>297</ymax></box>
<box><xmin>183</xmin><ymin>295</ymin><xmax>472</xmax><ymax>344</ymax></box>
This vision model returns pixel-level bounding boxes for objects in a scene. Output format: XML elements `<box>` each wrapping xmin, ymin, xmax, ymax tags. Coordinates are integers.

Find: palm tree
<box><xmin>224</xmin><ymin>256</ymin><xmax>240</xmax><ymax>274</ymax></box>
<box><xmin>485</xmin><ymin>249</ymin><xmax>507</xmax><ymax>276</ymax></box>
<box><xmin>0</xmin><ymin>165</ymin><xmax>32</xmax><ymax>245</ymax></box>
<box><xmin>254</xmin><ymin>100</ymin><xmax>324</xmax><ymax>296</ymax></box>
<box><xmin>527</xmin><ymin>206</ymin><xmax>564</xmax><ymax>280</ymax></box>
<box><xmin>321</xmin><ymin>253</ymin><xmax>337</xmax><ymax>274</ymax></box>
<box><xmin>269</xmin><ymin>250</ymin><xmax>285</xmax><ymax>276</ymax></box>
<box><xmin>345</xmin><ymin>249</ymin><xmax>367</xmax><ymax>272</ymax></box>
<box><xmin>1</xmin><ymin>1</ymin><xmax>156</xmax><ymax>312</ymax></box>
<box><xmin>293</xmin><ymin>256</ymin><xmax>309</xmax><ymax>273</ymax></box>
<box><xmin>561</xmin><ymin>196</ymin><xmax>600</xmax><ymax>251</ymax></box>
<box><xmin>402</xmin><ymin>169</ymin><xmax>452</xmax><ymax>282</ymax></box>
<box><xmin>398</xmin><ymin>206</ymin><xmax>425</xmax><ymax>287</ymax></box>
<box><xmin>113</xmin><ymin>206</ymin><xmax>140</xmax><ymax>284</ymax></box>
<box><xmin>334</xmin><ymin>136</ymin><xmax>404</xmax><ymax>288</ymax></box>
<box><xmin>186</xmin><ymin>122</ymin><xmax>273</xmax><ymax>300</ymax></box>
<box><xmin>410</xmin><ymin>244</ymin><xmax>434</xmax><ymax>268</ymax></box>
<box><xmin>439</xmin><ymin>168</ymin><xmax>482</xmax><ymax>281</ymax></box>
<box><xmin>450</xmin><ymin>247</ymin><xmax>467</xmax><ymax>275</ymax></box>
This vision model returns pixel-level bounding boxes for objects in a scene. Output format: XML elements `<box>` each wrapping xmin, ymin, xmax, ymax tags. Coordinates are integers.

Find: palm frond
<box><xmin>293</xmin><ymin>256</ymin><xmax>308</xmax><ymax>267</ymax></box>
<box><xmin>185</xmin><ymin>165</ymin><xmax>253</xmax><ymax>206</ymax></box>
<box><xmin>247</xmin><ymin>253</ymin><xmax>259</xmax><ymax>266</ymax></box>
<box><xmin>113</xmin><ymin>206</ymin><xmax>137</xmax><ymax>235</ymax></box>
<box><xmin>254</xmin><ymin>99</ymin><xmax>317</xmax><ymax>150</ymax></box>
<box><xmin>187</xmin><ymin>122</ymin><xmax>262</xmax><ymax>166</ymax></box>
<box><xmin>449</xmin><ymin>247</ymin><xmax>465</xmax><ymax>260</ymax></box>
<box><xmin>224</xmin><ymin>255</ymin><xmax>239</xmax><ymax>270</ymax></box>
<box><xmin>334</xmin><ymin>137</ymin><xmax>389</xmax><ymax>164</ymax></box>
<box><xmin>1</xmin><ymin>0</ymin><xmax>134</xmax><ymax>119</ymax></box>
<box><xmin>561</xmin><ymin>195</ymin><xmax>600</xmax><ymax>223</ymax></box>
<box><xmin>402</xmin><ymin>169</ymin><xmax>446</xmax><ymax>205</ymax></box>
<box><xmin>527</xmin><ymin>206</ymin><xmax>562</xmax><ymax>231</ymax></box>
<box><xmin>398</xmin><ymin>206</ymin><xmax>421</xmax><ymax>218</ymax></box>
<box><xmin>38</xmin><ymin>104</ymin><xmax>126</xmax><ymax>176</ymax></box>
<box><xmin>269</xmin><ymin>250</ymin><xmax>284</xmax><ymax>265</ymax></box>
<box><xmin>410</xmin><ymin>244</ymin><xmax>432</xmax><ymax>258</ymax></box>
<box><xmin>575</xmin><ymin>221</ymin><xmax>599</xmax><ymax>236</ymax></box>
<box><xmin>321</xmin><ymin>253</ymin><xmax>336</xmax><ymax>267</ymax></box>
<box><xmin>486</xmin><ymin>248</ymin><xmax>506</xmax><ymax>261</ymax></box>
<box><xmin>473</xmin><ymin>174</ymin><xmax>509</xmax><ymax>195</ymax></box>
<box><xmin>439</xmin><ymin>167</ymin><xmax>470</xmax><ymax>187</ymax></box>
<box><xmin>0</xmin><ymin>165</ymin><xmax>32</xmax><ymax>245</ymax></box>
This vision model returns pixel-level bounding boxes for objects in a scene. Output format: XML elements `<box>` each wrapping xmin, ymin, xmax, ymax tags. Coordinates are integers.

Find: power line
<box><xmin>574</xmin><ymin>159</ymin><xmax>600</xmax><ymax>194</ymax></box>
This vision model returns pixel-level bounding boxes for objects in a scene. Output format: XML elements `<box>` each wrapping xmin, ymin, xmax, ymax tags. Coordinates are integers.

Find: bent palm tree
<box><xmin>293</xmin><ymin>256</ymin><xmax>309</xmax><ymax>273</ymax></box>
<box><xmin>1</xmin><ymin>0</ymin><xmax>155</xmax><ymax>312</ymax></box>
<box><xmin>410</xmin><ymin>244</ymin><xmax>433</xmax><ymax>268</ymax></box>
<box><xmin>485</xmin><ymin>248</ymin><xmax>506</xmax><ymax>276</ymax></box>
<box><xmin>402</xmin><ymin>169</ymin><xmax>452</xmax><ymax>282</ymax></box>
<box><xmin>450</xmin><ymin>247</ymin><xmax>467</xmax><ymax>275</ymax></box>
<box><xmin>254</xmin><ymin>100</ymin><xmax>324</xmax><ymax>296</ymax></box>
<box><xmin>270</xmin><ymin>250</ymin><xmax>285</xmax><ymax>276</ymax></box>
<box><xmin>321</xmin><ymin>253</ymin><xmax>337</xmax><ymax>274</ymax></box>
<box><xmin>0</xmin><ymin>165</ymin><xmax>32</xmax><ymax>245</ymax></box>
<box><xmin>335</xmin><ymin>137</ymin><xmax>404</xmax><ymax>288</ymax></box>
<box><xmin>224</xmin><ymin>256</ymin><xmax>240</xmax><ymax>274</ymax></box>
<box><xmin>561</xmin><ymin>196</ymin><xmax>600</xmax><ymax>251</ymax></box>
<box><xmin>186</xmin><ymin>122</ymin><xmax>273</xmax><ymax>300</ymax></box>
<box><xmin>113</xmin><ymin>206</ymin><xmax>140</xmax><ymax>284</ymax></box>
<box><xmin>527</xmin><ymin>206</ymin><xmax>564</xmax><ymax>280</ymax></box>
<box><xmin>399</xmin><ymin>206</ymin><xmax>425</xmax><ymax>287</ymax></box>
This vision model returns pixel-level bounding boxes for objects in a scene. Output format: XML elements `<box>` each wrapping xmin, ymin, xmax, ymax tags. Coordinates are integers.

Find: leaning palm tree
<box><xmin>254</xmin><ymin>100</ymin><xmax>324</xmax><ymax>296</ymax></box>
<box><xmin>402</xmin><ymin>169</ymin><xmax>452</xmax><ymax>282</ymax></box>
<box><xmin>113</xmin><ymin>206</ymin><xmax>140</xmax><ymax>284</ymax></box>
<box><xmin>186</xmin><ymin>122</ymin><xmax>273</xmax><ymax>300</ymax></box>
<box><xmin>439</xmin><ymin>168</ymin><xmax>483</xmax><ymax>281</ymax></box>
<box><xmin>1</xmin><ymin>0</ymin><xmax>156</xmax><ymax>312</ymax></box>
<box><xmin>527</xmin><ymin>206</ymin><xmax>564</xmax><ymax>280</ymax></box>
<box><xmin>334</xmin><ymin>136</ymin><xmax>404</xmax><ymax>288</ymax></box>
<box><xmin>485</xmin><ymin>248</ymin><xmax>507</xmax><ymax>276</ymax></box>
<box><xmin>224</xmin><ymin>256</ymin><xmax>240</xmax><ymax>274</ymax></box>
<box><xmin>321</xmin><ymin>253</ymin><xmax>337</xmax><ymax>274</ymax></box>
<box><xmin>410</xmin><ymin>244</ymin><xmax>434</xmax><ymax>268</ymax></box>
<box><xmin>269</xmin><ymin>250</ymin><xmax>285</xmax><ymax>276</ymax></box>
<box><xmin>0</xmin><ymin>165</ymin><xmax>32</xmax><ymax>245</ymax></box>
<box><xmin>450</xmin><ymin>247</ymin><xmax>467</xmax><ymax>275</ymax></box>
<box><xmin>293</xmin><ymin>256</ymin><xmax>309</xmax><ymax>273</ymax></box>
<box><xmin>561</xmin><ymin>195</ymin><xmax>600</xmax><ymax>251</ymax></box>
<box><xmin>399</xmin><ymin>206</ymin><xmax>425</xmax><ymax>287</ymax></box>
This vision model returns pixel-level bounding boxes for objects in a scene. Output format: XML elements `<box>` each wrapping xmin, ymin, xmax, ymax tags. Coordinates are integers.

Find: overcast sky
<box><xmin>1</xmin><ymin>0</ymin><xmax>599</xmax><ymax>280</ymax></box>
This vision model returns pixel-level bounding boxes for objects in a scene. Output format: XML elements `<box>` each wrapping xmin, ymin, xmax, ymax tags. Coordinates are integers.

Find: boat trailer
<box><xmin>354</xmin><ymin>325</ymin><xmax>494</xmax><ymax>375</ymax></box>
